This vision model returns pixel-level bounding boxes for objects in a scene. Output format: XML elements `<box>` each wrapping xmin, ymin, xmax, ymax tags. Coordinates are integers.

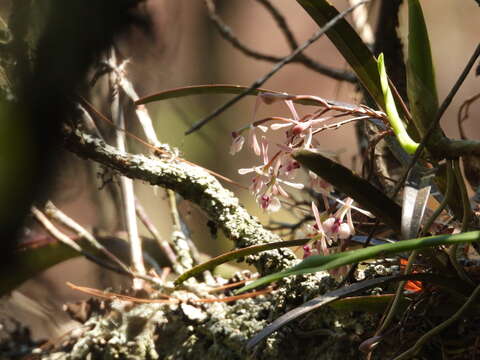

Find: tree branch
<box><xmin>64</xmin><ymin>127</ymin><xmax>297</xmax><ymax>275</ymax></box>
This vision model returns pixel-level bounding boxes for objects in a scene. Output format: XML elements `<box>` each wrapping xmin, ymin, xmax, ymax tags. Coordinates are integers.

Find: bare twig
<box><xmin>43</xmin><ymin>201</ymin><xmax>131</xmax><ymax>274</ymax></box>
<box><xmin>109</xmin><ymin>50</ymin><xmax>146</xmax><ymax>289</ymax></box>
<box><xmin>188</xmin><ymin>0</ymin><xmax>368</xmax><ymax>135</ymax></box>
<box><xmin>31</xmin><ymin>207</ymin><xmax>127</xmax><ymax>275</ymax></box>
<box><xmin>135</xmin><ymin>199</ymin><xmax>180</xmax><ymax>272</ymax></box>
<box><xmin>457</xmin><ymin>92</ymin><xmax>480</xmax><ymax>139</ymax></box>
<box><xmin>76</xmin><ymin>103</ymin><xmax>104</xmax><ymax>139</ymax></box>
<box><xmin>113</xmin><ymin>60</ymin><xmax>162</xmax><ymax>148</ymax></box>
<box><xmin>33</xmin><ymin>204</ymin><xmax>167</xmax><ymax>287</ymax></box>
<box><xmin>167</xmin><ymin>189</ymin><xmax>195</xmax><ymax>273</ymax></box>
<box><xmin>32</xmin><ymin>207</ymin><xmax>83</xmax><ymax>253</ymax></box>
<box><xmin>203</xmin><ymin>0</ymin><xmax>356</xmax><ymax>83</ymax></box>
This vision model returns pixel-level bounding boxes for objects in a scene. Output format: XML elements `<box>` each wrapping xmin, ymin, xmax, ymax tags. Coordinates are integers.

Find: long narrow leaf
<box><xmin>2</xmin><ymin>240</ymin><xmax>78</xmax><ymax>296</ymax></box>
<box><xmin>246</xmin><ymin>273</ymin><xmax>469</xmax><ymax>349</ymax></box>
<box><xmin>174</xmin><ymin>238</ymin><xmax>309</xmax><ymax>285</ymax></box>
<box><xmin>407</xmin><ymin>0</ymin><xmax>439</xmax><ymax>138</ymax></box>
<box><xmin>293</xmin><ymin>149</ymin><xmax>402</xmax><ymax>232</ymax></box>
<box><xmin>136</xmin><ymin>84</ymin><xmax>360</xmax><ymax>110</ymax></box>
<box><xmin>296</xmin><ymin>0</ymin><xmax>384</xmax><ymax>108</ymax></box>
<box><xmin>237</xmin><ymin>230</ymin><xmax>480</xmax><ymax>294</ymax></box>
<box><xmin>175</xmin><ymin>235</ymin><xmax>387</xmax><ymax>285</ymax></box>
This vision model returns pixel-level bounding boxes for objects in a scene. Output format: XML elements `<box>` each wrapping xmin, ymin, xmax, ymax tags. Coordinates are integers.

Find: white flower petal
<box><xmin>238</xmin><ymin>168</ymin><xmax>255</xmax><ymax>175</ymax></box>
<box><xmin>270</xmin><ymin>122</ymin><xmax>293</xmax><ymax>130</ymax></box>
<box><xmin>278</xmin><ymin>179</ymin><xmax>304</xmax><ymax>189</ymax></box>
<box><xmin>267</xmin><ymin>197</ymin><xmax>281</xmax><ymax>212</ymax></box>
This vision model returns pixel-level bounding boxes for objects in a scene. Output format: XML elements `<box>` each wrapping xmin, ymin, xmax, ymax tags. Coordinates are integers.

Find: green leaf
<box><xmin>293</xmin><ymin>149</ymin><xmax>402</xmax><ymax>232</ymax></box>
<box><xmin>327</xmin><ymin>294</ymin><xmax>406</xmax><ymax>313</ymax></box>
<box><xmin>296</xmin><ymin>0</ymin><xmax>384</xmax><ymax>109</ymax></box>
<box><xmin>407</xmin><ymin>0</ymin><xmax>440</xmax><ymax>138</ymax></box>
<box><xmin>174</xmin><ymin>238</ymin><xmax>309</xmax><ymax>285</ymax></box>
<box><xmin>2</xmin><ymin>236</ymin><xmax>168</xmax><ymax>296</ymax></box>
<box><xmin>377</xmin><ymin>53</ymin><xmax>419</xmax><ymax>155</ymax></box>
<box><xmin>136</xmin><ymin>84</ymin><xmax>351</xmax><ymax>109</ymax></box>
<box><xmin>245</xmin><ymin>273</ymin><xmax>468</xmax><ymax>349</ymax></box>
<box><xmin>236</xmin><ymin>230</ymin><xmax>480</xmax><ymax>294</ymax></box>
<box><xmin>2</xmin><ymin>240</ymin><xmax>79</xmax><ymax>296</ymax></box>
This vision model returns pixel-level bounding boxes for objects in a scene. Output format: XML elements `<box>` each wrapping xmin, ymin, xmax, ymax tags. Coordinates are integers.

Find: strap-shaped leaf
<box><xmin>293</xmin><ymin>149</ymin><xmax>402</xmax><ymax>232</ymax></box>
<box><xmin>2</xmin><ymin>236</ymin><xmax>171</xmax><ymax>296</ymax></box>
<box><xmin>174</xmin><ymin>238</ymin><xmax>309</xmax><ymax>285</ymax></box>
<box><xmin>136</xmin><ymin>84</ymin><xmax>363</xmax><ymax>111</ymax></box>
<box><xmin>175</xmin><ymin>236</ymin><xmax>388</xmax><ymax>285</ymax></box>
<box><xmin>246</xmin><ymin>273</ymin><xmax>469</xmax><ymax>349</ymax></box>
<box><xmin>236</xmin><ymin>230</ymin><xmax>480</xmax><ymax>294</ymax></box>
<box><xmin>296</xmin><ymin>0</ymin><xmax>384</xmax><ymax>109</ymax></box>
<box><xmin>2</xmin><ymin>240</ymin><xmax>79</xmax><ymax>296</ymax></box>
<box><xmin>406</xmin><ymin>0</ymin><xmax>440</xmax><ymax>138</ymax></box>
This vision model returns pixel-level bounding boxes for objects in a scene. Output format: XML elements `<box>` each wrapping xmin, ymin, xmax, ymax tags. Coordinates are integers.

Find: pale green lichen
<box><xmin>66</xmin><ymin>129</ymin><xmax>297</xmax><ymax>275</ymax></box>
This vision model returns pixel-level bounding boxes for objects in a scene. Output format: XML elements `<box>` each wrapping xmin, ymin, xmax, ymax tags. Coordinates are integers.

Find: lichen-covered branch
<box><xmin>64</xmin><ymin>127</ymin><xmax>297</xmax><ymax>275</ymax></box>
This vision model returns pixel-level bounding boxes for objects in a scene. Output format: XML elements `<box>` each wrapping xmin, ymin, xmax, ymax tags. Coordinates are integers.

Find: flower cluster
<box><xmin>229</xmin><ymin>93</ymin><xmax>338</xmax><ymax>211</ymax></box>
<box><xmin>228</xmin><ymin>91</ymin><xmax>386</xmax><ymax>278</ymax></box>
<box><xmin>303</xmin><ymin>199</ymin><xmax>355</xmax><ymax>258</ymax></box>
<box><xmin>229</xmin><ymin>92</ymin><xmax>375</xmax><ymax>254</ymax></box>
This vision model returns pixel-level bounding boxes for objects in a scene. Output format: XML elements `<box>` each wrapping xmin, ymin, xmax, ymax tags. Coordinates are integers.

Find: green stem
<box><xmin>378</xmin><ymin>53</ymin><xmax>419</xmax><ymax>155</ymax></box>
<box><xmin>422</xmin><ymin>161</ymin><xmax>454</xmax><ymax>234</ymax></box>
<box><xmin>448</xmin><ymin>159</ymin><xmax>474</xmax><ymax>286</ymax></box>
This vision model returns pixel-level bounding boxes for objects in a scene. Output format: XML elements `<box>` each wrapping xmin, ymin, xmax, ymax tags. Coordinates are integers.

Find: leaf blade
<box><xmin>174</xmin><ymin>238</ymin><xmax>309</xmax><ymax>285</ymax></box>
<box><xmin>407</xmin><ymin>0</ymin><xmax>439</xmax><ymax>138</ymax></box>
<box><xmin>237</xmin><ymin>230</ymin><xmax>480</xmax><ymax>293</ymax></box>
<box><xmin>246</xmin><ymin>273</ymin><xmax>468</xmax><ymax>349</ymax></box>
<box><xmin>293</xmin><ymin>149</ymin><xmax>402</xmax><ymax>232</ymax></box>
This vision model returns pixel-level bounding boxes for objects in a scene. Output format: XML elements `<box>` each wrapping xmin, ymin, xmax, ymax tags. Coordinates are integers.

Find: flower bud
<box><xmin>338</xmin><ymin>222</ymin><xmax>352</xmax><ymax>239</ymax></box>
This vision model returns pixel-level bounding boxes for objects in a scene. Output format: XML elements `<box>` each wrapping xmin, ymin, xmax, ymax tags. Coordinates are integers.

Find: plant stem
<box><xmin>448</xmin><ymin>159</ymin><xmax>474</xmax><ymax>286</ymax></box>
<box><xmin>393</xmin><ymin>283</ymin><xmax>480</xmax><ymax>360</ymax></box>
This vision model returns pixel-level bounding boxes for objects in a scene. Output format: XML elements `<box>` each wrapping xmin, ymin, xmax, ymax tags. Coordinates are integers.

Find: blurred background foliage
<box><xmin>0</xmin><ymin>0</ymin><xmax>479</xmax><ymax>340</ymax></box>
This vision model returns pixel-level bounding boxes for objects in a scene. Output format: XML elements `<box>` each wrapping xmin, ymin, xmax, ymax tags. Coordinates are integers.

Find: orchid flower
<box><xmin>323</xmin><ymin>197</ymin><xmax>355</xmax><ymax>241</ymax></box>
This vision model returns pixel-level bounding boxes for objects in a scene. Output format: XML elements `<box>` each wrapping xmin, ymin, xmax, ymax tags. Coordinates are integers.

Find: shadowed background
<box><xmin>1</xmin><ymin>0</ymin><xmax>478</xmax><ymax>340</ymax></box>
